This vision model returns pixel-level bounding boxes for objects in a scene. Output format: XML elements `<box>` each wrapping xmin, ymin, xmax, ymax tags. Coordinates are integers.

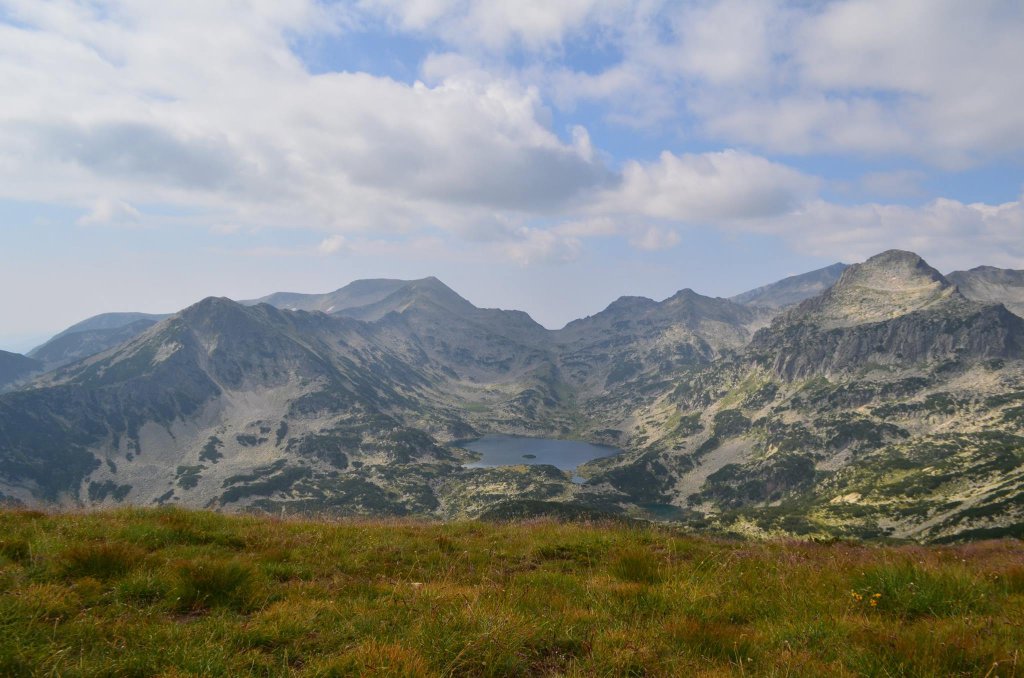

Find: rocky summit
<box><xmin>1</xmin><ymin>250</ymin><xmax>1023</xmax><ymax>543</ymax></box>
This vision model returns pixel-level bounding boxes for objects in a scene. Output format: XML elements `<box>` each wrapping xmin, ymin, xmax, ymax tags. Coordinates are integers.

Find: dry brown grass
<box><xmin>0</xmin><ymin>507</ymin><xmax>1021</xmax><ymax>676</ymax></box>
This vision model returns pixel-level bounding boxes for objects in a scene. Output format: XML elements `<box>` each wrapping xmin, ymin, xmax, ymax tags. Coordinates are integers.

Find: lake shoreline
<box><xmin>457</xmin><ymin>434</ymin><xmax>623</xmax><ymax>484</ymax></box>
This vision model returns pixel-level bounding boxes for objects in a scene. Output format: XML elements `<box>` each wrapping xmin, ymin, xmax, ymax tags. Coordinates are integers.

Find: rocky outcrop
<box><xmin>753</xmin><ymin>299</ymin><xmax>1024</xmax><ymax>380</ymax></box>
<box><xmin>948</xmin><ymin>265</ymin><xmax>1024</xmax><ymax>318</ymax></box>
<box><xmin>3</xmin><ymin>250</ymin><xmax>1024</xmax><ymax>542</ymax></box>
<box><xmin>749</xmin><ymin>251</ymin><xmax>1024</xmax><ymax>379</ymax></box>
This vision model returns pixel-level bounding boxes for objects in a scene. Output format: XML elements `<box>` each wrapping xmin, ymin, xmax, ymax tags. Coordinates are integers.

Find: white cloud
<box><xmin>809</xmin><ymin>3</ymin><xmax>1022</xmax><ymax>162</ymax></box>
<box><xmin>668</xmin><ymin>0</ymin><xmax>782</xmax><ymax>86</ymax></box>
<box><xmin>551</xmin><ymin>217</ymin><xmax>621</xmax><ymax>238</ymax></box>
<box><xmin>502</xmin><ymin>227</ymin><xmax>582</xmax><ymax>265</ymax></box>
<box><xmin>2</xmin><ymin>0</ymin><xmax>1021</xmax><ymax>277</ymax></box>
<box><xmin>361</xmin><ymin>0</ymin><xmax>630</xmax><ymax>50</ymax></box>
<box><xmin>76</xmin><ymin>197</ymin><xmax>141</xmax><ymax>227</ymax></box>
<box><xmin>601</xmin><ymin>149</ymin><xmax>819</xmax><ymax>222</ymax></box>
<box><xmin>736</xmin><ymin>196</ymin><xmax>1024</xmax><ymax>271</ymax></box>
<box><xmin>318</xmin><ymin>235</ymin><xmax>348</xmax><ymax>255</ymax></box>
<box><xmin>485</xmin><ymin>0</ymin><xmax>1024</xmax><ymax>165</ymax></box>
<box><xmin>628</xmin><ymin>226</ymin><xmax>680</xmax><ymax>251</ymax></box>
<box><xmin>0</xmin><ymin>0</ymin><xmax>608</xmax><ymax>244</ymax></box>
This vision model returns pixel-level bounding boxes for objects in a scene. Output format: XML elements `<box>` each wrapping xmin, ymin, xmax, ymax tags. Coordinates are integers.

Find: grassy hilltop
<box><xmin>1</xmin><ymin>509</ymin><xmax>1023</xmax><ymax>677</ymax></box>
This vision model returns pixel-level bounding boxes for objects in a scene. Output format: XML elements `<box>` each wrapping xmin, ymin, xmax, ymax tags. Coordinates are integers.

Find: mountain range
<box><xmin>1</xmin><ymin>250</ymin><xmax>1023</xmax><ymax>542</ymax></box>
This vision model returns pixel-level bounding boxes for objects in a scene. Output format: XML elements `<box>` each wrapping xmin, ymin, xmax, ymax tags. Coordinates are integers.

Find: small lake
<box><xmin>461</xmin><ymin>434</ymin><xmax>621</xmax><ymax>483</ymax></box>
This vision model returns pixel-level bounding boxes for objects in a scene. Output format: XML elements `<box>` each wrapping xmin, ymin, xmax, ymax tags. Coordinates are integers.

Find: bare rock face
<box><xmin>556</xmin><ymin>289</ymin><xmax>767</xmax><ymax>395</ymax></box>
<box><xmin>796</xmin><ymin>250</ymin><xmax>954</xmax><ymax>329</ymax></box>
<box><xmin>755</xmin><ymin>301</ymin><xmax>1024</xmax><ymax>380</ymax></box>
<box><xmin>749</xmin><ymin>250</ymin><xmax>1024</xmax><ymax>379</ymax></box>
<box><xmin>3</xmin><ymin>249</ymin><xmax>1024</xmax><ymax>543</ymax></box>
<box><xmin>948</xmin><ymin>266</ymin><xmax>1024</xmax><ymax>318</ymax></box>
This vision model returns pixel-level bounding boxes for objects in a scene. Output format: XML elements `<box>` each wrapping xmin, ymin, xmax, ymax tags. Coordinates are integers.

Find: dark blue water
<box><xmin>462</xmin><ymin>435</ymin><xmax>621</xmax><ymax>483</ymax></box>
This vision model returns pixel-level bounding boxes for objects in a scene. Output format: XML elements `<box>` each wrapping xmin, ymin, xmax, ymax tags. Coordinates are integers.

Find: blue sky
<box><xmin>1</xmin><ymin>0</ymin><xmax>1022</xmax><ymax>351</ymax></box>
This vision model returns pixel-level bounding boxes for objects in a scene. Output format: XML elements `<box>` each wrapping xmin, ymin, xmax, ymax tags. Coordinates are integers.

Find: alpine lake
<box><xmin>460</xmin><ymin>434</ymin><xmax>621</xmax><ymax>483</ymax></box>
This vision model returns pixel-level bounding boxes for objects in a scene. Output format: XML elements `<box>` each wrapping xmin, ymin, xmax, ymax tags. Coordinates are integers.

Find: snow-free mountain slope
<box><xmin>948</xmin><ymin>266</ymin><xmax>1024</xmax><ymax>318</ymax></box>
<box><xmin>243</xmin><ymin>278</ymin><xmax>412</xmax><ymax>314</ymax></box>
<box><xmin>581</xmin><ymin>251</ymin><xmax>1024</xmax><ymax>541</ymax></box>
<box><xmin>0</xmin><ymin>351</ymin><xmax>41</xmax><ymax>390</ymax></box>
<box><xmin>730</xmin><ymin>262</ymin><xmax>847</xmax><ymax>309</ymax></box>
<box><xmin>791</xmin><ymin>250</ymin><xmax>955</xmax><ymax>329</ymax></box>
<box><xmin>2</xmin><ymin>250</ymin><xmax>1024</xmax><ymax>543</ymax></box>
<box><xmin>748</xmin><ymin>251</ymin><xmax>1024</xmax><ymax>380</ymax></box>
<box><xmin>29</xmin><ymin>312</ymin><xmax>170</xmax><ymax>370</ymax></box>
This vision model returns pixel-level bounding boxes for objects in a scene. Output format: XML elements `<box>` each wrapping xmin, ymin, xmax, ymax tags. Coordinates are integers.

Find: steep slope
<box><xmin>354</xmin><ymin>279</ymin><xmax>570</xmax><ymax>436</ymax></box>
<box><xmin>948</xmin><ymin>265</ymin><xmax>1024</xmax><ymax>318</ymax></box>
<box><xmin>243</xmin><ymin>278</ymin><xmax>411</xmax><ymax>314</ymax></box>
<box><xmin>749</xmin><ymin>251</ymin><xmax>1023</xmax><ymax>379</ymax></box>
<box><xmin>252</xmin><ymin>278</ymin><xmax>566</xmax><ymax>432</ymax></box>
<box><xmin>30</xmin><ymin>312</ymin><xmax>170</xmax><ymax>369</ymax></box>
<box><xmin>730</xmin><ymin>262</ymin><xmax>848</xmax><ymax>309</ymax></box>
<box><xmin>556</xmin><ymin>290</ymin><xmax>770</xmax><ymax>407</ymax></box>
<box><xmin>3</xmin><ymin>252</ymin><xmax>1024</xmax><ymax>542</ymax></box>
<box><xmin>0</xmin><ymin>351</ymin><xmax>41</xmax><ymax>390</ymax></box>
<box><xmin>787</xmin><ymin>251</ymin><xmax>953</xmax><ymax>328</ymax></box>
<box><xmin>0</xmin><ymin>298</ymin><xmax>466</xmax><ymax>509</ymax></box>
<box><xmin>583</xmin><ymin>251</ymin><xmax>1024</xmax><ymax>541</ymax></box>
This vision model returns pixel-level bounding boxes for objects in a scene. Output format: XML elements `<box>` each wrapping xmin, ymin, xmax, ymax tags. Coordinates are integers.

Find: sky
<box><xmin>1</xmin><ymin>0</ymin><xmax>1023</xmax><ymax>351</ymax></box>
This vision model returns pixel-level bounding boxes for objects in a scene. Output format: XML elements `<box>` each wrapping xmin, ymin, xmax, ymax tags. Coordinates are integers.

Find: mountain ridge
<box><xmin>3</xmin><ymin>250</ymin><xmax>1024</xmax><ymax>542</ymax></box>
<box><xmin>948</xmin><ymin>265</ymin><xmax>1024</xmax><ymax>318</ymax></box>
<box><xmin>0</xmin><ymin>350</ymin><xmax>41</xmax><ymax>391</ymax></box>
<box><xmin>730</xmin><ymin>262</ymin><xmax>848</xmax><ymax>309</ymax></box>
<box><xmin>29</xmin><ymin>312</ymin><xmax>171</xmax><ymax>370</ymax></box>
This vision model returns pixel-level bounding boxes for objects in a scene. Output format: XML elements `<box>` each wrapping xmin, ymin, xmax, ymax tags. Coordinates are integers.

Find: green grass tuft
<box><xmin>172</xmin><ymin>558</ymin><xmax>259</xmax><ymax>612</ymax></box>
<box><xmin>0</xmin><ymin>537</ymin><xmax>30</xmax><ymax>563</ymax></box>
<box><xmin>59</xmin><ymin>541</ymin><xmax>142</xmax><ymax>580</ymax></box>
<box><xmin>0</xmin><ymin>508</ymin><xmax>1022</xmax><ymax>676</ymax></box>
<box><xmin>854</xmin><ymin>561</ymin><xmax>992</xmax><ymax>618</ymax></box>
<box><xmin>609</xmin><ymin>546</ymin><xmax>662</xmax><ymax>584</ymax></box>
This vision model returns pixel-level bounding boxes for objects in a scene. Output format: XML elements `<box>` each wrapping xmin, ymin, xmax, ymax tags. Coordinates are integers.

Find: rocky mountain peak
<box><xmin>665</xmin><ymin>288</ymin><xmax>701</xmax><ymax>302</ymax></box>
<box><xmin>798</xmin><ymin>250</ymin><xmax>955</xmax><ymax>328</ymax></box>
<box><xmin>403</xmin><ymin>276</ymin><xmax>469</xmax><ymax>303</ymax></box>
<box><xmin>172</xmin><ymin>297</ymin><xmax>298</xmax><ymax>344</ymax></box>
<box><xmin>346</xmin><ymin>276</ymin><xmax>476</xmax><ymax>322</ymax></box>
<box><xmin>179</xmin><ymin>296</ymin><xmax>247</xmax><ymax>321</ymax></box>
<box><xmin>844</xmin><ymin>249</ymin><xmax>947</xmax><ymax>287</ymax></box>
<box><xmin>603</xmin><ymin>296</ymin><xmax>658</xmax><ymax>314</ymax></box>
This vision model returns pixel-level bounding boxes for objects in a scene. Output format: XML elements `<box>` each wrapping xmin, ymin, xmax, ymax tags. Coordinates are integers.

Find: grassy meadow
<box><xmin>0</xmin><ymin>508</ymin><xmax>1022</xmax><ymax>677</ymax></box>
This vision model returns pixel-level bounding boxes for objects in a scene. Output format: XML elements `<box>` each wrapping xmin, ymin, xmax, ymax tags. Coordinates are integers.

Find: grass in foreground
<box><xmin>0</xmin><ymin>508</ymin><xmax>1022</xmax><ymax>676</ymax></box>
